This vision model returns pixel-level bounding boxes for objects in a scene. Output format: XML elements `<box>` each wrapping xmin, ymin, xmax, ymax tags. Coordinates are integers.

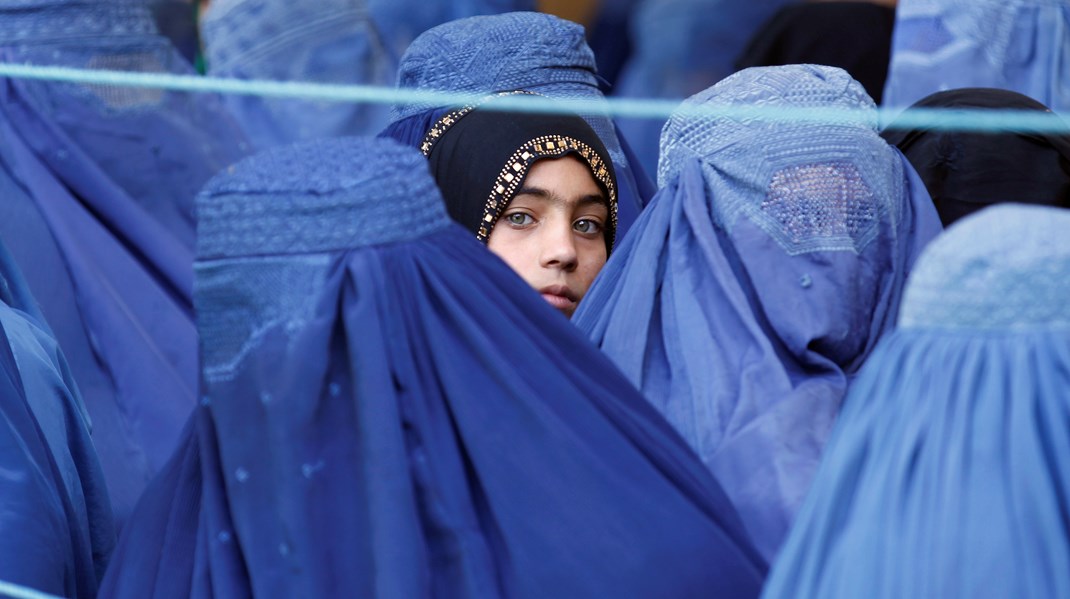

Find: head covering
<box><xmin>883</xmin><ymin>0</ymin><xmax>1070</xmax><ymax>111</ymax></box>
<box><xmin>574</xmin><ymin>65</ymin><xmax>943</xmax><ymax>560</ymax></box>
<box><xmin>0</xmin><ymin>0</ymin><xmax>249</xmax><ymax>526</ymax></box>
<box><xmin>0</xmin><ymin>240</ymin><xmax>114</xmax><ymax>598</ymax></box>
<box><xmin>611</xmin><ymin>0</ymin><xmax>799</xmax><ymax>177</ymax></box>
<box><xmin>423</xmin><ymin>95</ymin><xmax>618</xmax><ymax>251</ymax></box>
<box><xmin>200</xmin><ymin>0</ymin><xmax>538</xmax><ymax>148</ymax></box>
<box><xmin>735</xmin><ymin>2</ymin><xmax>895</xmax><ymax>104</ymax></box>
<box><xmin>379</xmin><ymin>11</ymin><xmax>653</xmax><ymax>245</ymax></box>
<box><xmin>100</xmin><ymin>136</ymin><xmax>765</xmax><ymax>598</ymax></box>
<box><xmin>763</xmin><ymin>204</ymin><xmax>1070</xmax><ymax>598</ymax></box>
<box><xmin>882</xmin><ymin>88</ymin><xmax>1070</xmax><ymax>226</ymax></box>
<box><xmin>200</xmin><ymin>0</ymin><xmax>396</xmax><ymax>147</ymax></box>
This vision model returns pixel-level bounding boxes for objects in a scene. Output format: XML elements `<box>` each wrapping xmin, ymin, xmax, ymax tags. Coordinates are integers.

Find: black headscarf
<box><xmin>735</xmin><ymin>2</ymin><xmax>895</xmax><ymax>104</ymax></box>
<box><xmin>882</xmin><ymin>88</ymin><xmax>1070</xmax><ymax>226</ymax></box>
<box><xmin>422</xmin><ymin>95</ymin><xmax>618</xmax><ymax>251</ymax></box>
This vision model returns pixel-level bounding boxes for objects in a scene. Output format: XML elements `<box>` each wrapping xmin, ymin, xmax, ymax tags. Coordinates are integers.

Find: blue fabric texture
<box><xmin>201</xmin><ymin>0</ymin><xmax>534</xmax><ymax>149</ymax></box>
<box><xmin>0</xmin><ymin>0</ymin><xmax>250</xmax><ymax>526</ymax></box>
<box><xmin>883</xmin><ymin>0</ymin><xmax>1070</xmax><ymax>111</ymax></box>
<box><xmin>385</xmin><ymin>11</ymin><xmax>652</xmax><ymax>243</ymax></box>
<box><xmin>0</xmin><ymin>240</ymin><xmax>115</xmax><ymax>598</ymax></box>
<box><xmin>100</xmin><ymin>137</ymin><xmax>766</xmax><ymax>598</ymax></box>
<box><xmin>763</xmin><ymin>204</ymin><xmax>1070</xmax><ymax>598</ymax></box>
<box><xmin>574</xmin><ymin>65</ymin><xmax>943</xmax><ymax>560</ymax></box>
<box><xmin>612</xmin><ymin>0</ymin><xmax>800</xmax><ymax>176</ymax></box>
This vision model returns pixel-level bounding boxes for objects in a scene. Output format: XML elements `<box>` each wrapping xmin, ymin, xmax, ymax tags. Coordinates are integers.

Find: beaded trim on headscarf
<box><xmin>421</xmin><ymin>91</ymin><xmax>618</xmax><ymax>246</ymax></box>
<box><xmin>474</xmin><ymin>135</ymin><xmax>617</xmax><ymax>243</ymax></box>
<box><xmin>419</xmin><ymin>90</ymin><xmax>539</xmax><ymax>156</ymax></box>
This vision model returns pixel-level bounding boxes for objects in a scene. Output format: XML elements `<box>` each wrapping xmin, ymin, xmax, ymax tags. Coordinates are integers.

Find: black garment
<box><xmin>423</xmin><ymin>95</ymin><xmax>618</xmax><ymax>251</ymax></box>
<box><xmin>736</xmin><ymin>2</ymin><xmax>895</xmax><ymax>104</ymax></box>
<box><xmin>882</xmin><ymin>88</ymin><xmax>1070</xmax><ymax>226</ymax></box>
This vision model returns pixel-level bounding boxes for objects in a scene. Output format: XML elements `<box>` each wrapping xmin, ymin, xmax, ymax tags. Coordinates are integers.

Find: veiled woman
<box><xmin>574</xmin><ymin>65</ymin><xmax>942</xmax><ymax>559</ymax></box>
<box><xmin>99</xmin><ymin>137</ymin><xmax>766</xmax><ymax>597</ymax></box>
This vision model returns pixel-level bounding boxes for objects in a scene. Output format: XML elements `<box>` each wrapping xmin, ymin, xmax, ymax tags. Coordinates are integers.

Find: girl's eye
<box><xmin>505</xmin><ymin>213</ymin><xmax>534</xmax><ymax>226</ymax></box>
<box><xmin>573</xmin><ymin>219</ymin><xmax>603</xmax><ymax>234</ymax></box>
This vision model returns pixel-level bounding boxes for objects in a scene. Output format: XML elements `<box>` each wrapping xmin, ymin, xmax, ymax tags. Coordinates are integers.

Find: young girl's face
<box><xmin>487</xmin><ymin>155</ymin><xmax>608</xmax><ymax>317</ymax></box>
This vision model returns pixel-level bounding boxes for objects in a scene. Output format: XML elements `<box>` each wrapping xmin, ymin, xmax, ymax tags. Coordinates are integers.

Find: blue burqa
<box><xmin>574</xmin><ymin>65</ymin><xmax>943</xmax><ymax>560</ymax></box>
<box><xmin>763</xmin><ymin>204</ymin><xmax>1070</xmax><ymax>598</ymax></box>
<box><xmin>0</xmin><ymin>0</ymin><xmax>250</xmax><ymax>525</ymax></box>
<box><xmin>378</xmin><ymin>11</ymin><xmax>655</xmax><ymax>245</ymax></box>
<box><xmin>612</xmin><ymin>0</ymin><xmax>800</xmax><ymax>175</ymax></box>
<box><xmin>883</xmin><ymin>0</ymin><xmax>1070</xmax><ymax>111</ymax></box>
<box><xmin>99</xmin><ymin>137</ymin><xmax>766</xmax><ymax>598</ymax></box>
<box><xmin>200</xmin><ymin>0</ymin><xmax>534</xmax><ymax>148</ymax></box>
<box><xmin>0</xmin><ymin>240</ymin><xmax>115</xmax><ymax>598</ymax></box>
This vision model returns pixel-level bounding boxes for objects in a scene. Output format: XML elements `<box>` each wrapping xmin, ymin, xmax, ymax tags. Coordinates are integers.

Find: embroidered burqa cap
<box><xmin>575</xmin><ymin>65</ymin><xmax>943</xmax><ymax>560</ymax></box>
<box><xmin>0</xmin><ymin>0</ymin><xmax>249</xmax><ymax>526</ymax></box>
<box><xmin>763</xmin><ymin>204</ymin><xmax>1070</xmax><ymax>598</ymax></box>
<box><xmin>99</xmin><ymin>137</ymin><xmax>765</xmax><ymax>597</ymax></box>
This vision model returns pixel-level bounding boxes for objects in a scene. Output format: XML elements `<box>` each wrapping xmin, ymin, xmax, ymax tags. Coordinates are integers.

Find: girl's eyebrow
<box><xmin>514</xmin><ymin>186</ymin><xmax>607</xmax><ymax>209</ymax></box>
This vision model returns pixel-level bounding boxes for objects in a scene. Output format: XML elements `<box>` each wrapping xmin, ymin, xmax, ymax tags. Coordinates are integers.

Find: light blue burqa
<box><xmin>883</xmin><ymin>0</ymin><xmax>1070</xmax><ymax>111</ymax></box>
<box><xmin>200</xmin><ymin>0</ymin><xmax>534</xmax><ymax>148</ymax></box>
<box><xmin>763</xmin><ymin>204</ymin><xmax>1070</xmax><ymax>598</ymax></box>
<box><xmin>574</xmin><ymin>65</ymin><xmax>943</xmax><ymax>560</ymax></box>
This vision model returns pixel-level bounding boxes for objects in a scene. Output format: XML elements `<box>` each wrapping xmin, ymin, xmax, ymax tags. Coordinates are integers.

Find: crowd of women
<box><xmin>1</xmin><ymin>0</ymin><xmax>1068</xmax><ymax>597</ymax></box>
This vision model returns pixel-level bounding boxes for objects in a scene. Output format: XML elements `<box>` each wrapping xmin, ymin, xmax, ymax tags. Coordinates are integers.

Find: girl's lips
<box><xmin>541</xmin><ymin>292</ymin><xmax>577</xmax><ymax>311</ymax></box>
<box><xmin>539</xmin><ymin>285</ymin><xmax>578</xmax><ymax>312</ymax></box>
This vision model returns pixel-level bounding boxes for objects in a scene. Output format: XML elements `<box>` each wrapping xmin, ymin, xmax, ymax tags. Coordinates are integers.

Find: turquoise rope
<box><xmin>0</xmin><ymin>62</ymin><xmax>1069</xmax><ymax>134</ymax></box>
<box><xmin>0</xmin><ymin>580</ymin><xmax>64</xmax><ymax>599</ymax></box>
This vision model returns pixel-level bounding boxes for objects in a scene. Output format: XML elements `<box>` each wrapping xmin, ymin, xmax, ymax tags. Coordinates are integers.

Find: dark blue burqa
<box><xmin>378</xmin><ymin>12</ymin><xmax>656</xmax><ymax>245</ymax></box>
<box><xmin>100</xmin><ymin>137</ymin><xmax>765</xmax><ymax>598</ymax></box>
<box><xmin>0</xmin><ymin>240</ymin><xmax>114</xmax><ymax>598</ymax></box>
<box><xmin>0</xmin><ymin>0</ymin><xmax>250</xmax><ymax>525</ymax></box>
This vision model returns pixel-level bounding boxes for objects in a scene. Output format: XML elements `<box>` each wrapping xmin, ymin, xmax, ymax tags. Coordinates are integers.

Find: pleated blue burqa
<box><xmin>0</xmin><ymin>0</ymin><xmax>250</xmax><ymax>524</ymax></box>
<box><xmin>99</xmin><ymin>137</ymin><xmax>766</xmax><ymax>598</ymax></box>
<box><xmin>762</xmin><ymin>203</ymin><xmax>1070</xmax><ymax>598</ymax></box>
<box><xmin>0</xmin><ymin>240</ymin><xmax>114</xmax><ymax>598</ymax></box>
<box><xmin>574</xmin><ymin>65</ymin><xmax>943</xmax><ymax>560</ymax></box>
<box><xmin>883</xmin><ymin>0</ymin><xmax>1070</xmax><ymax>111</ymax></box>
<box><xmin>379</xmin><ymin>11</ymin><xmax>655</xmax><ymax>244</ymax></box>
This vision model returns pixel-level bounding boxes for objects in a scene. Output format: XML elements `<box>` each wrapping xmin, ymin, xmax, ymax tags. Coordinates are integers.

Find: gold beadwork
<box><xmin>419</xmin><ymin>90</ymin><xmax>539</xmax><ymax>158</ymax></box>
<box><xmin>473</xmin><ymin>134</ymin><xmax>618</xmax><ymax>245</ymax></box>
<box><xmin>417</xmin><ymin>92</ymin><xmax>618</xmax><ymax>247</ymax></box>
